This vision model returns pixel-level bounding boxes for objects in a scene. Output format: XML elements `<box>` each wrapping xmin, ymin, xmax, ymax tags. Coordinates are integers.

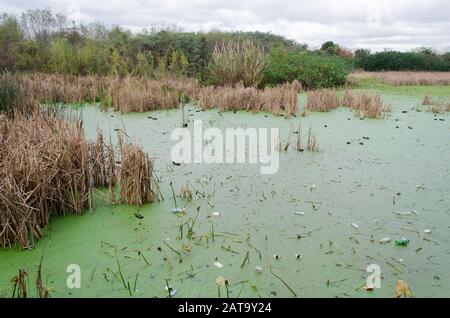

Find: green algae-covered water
<box><xmin>1</xmin><ymin>86</ymin><xmax>449</xmax><ymax>298</ymax></box>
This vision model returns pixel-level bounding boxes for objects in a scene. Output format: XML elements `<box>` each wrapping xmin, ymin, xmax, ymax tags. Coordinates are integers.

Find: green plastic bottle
<box><xmin>395</xmin><ymin>237</ymin><xmax>410</xmax><ymax>247</ymax></box>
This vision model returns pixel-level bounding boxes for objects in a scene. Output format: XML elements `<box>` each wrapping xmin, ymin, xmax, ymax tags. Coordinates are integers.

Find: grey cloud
<box><xmin>0</xmin><ymin>0</ymin><xmax>449</xmax><ymax>51</ymax></box>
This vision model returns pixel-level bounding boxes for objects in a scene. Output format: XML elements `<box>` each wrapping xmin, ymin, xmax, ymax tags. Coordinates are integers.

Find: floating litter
<box><xmin>170</xmin><ymin>207</ymin><xmax>186</xmax><ymax>214</ymax></box>
<box><xmin>294</xmin><ymin>212</ymin><xmax>306</xmax><ymax>216</ymax></box>
<box><xmin>214</xmin><ymin>261</ymin><xmax>224</xmax><ymax>269</ymax></box>
<box><xmin>379</xmin><ymin>237</ymin><xmax>391</xmax><ymax>244</ymax></box>
<box><xmin>211</xmin><ymin>212</ymin><xmax>220</xmax><ymax>217</ymax></box>
<box><xmin>395</xmin><ymin>237</ymin><xmax>410</xmax><ymax>247</ymax></box>
<box><xmin>164</xmin><ymin>285</ymin><xmax>178</xmax><ymax>297</ymax></box>
<box><xmin>254</xmin><ymin>266</ymin><xmax>262</xmax><ymax>274</ymax></box>
<box><xmin>350</xmin><ymin>222</ymin><xmax>360</xmax><ymax>229</ymax></box>
<box><xmin>424</xmin><ymin>229</ymin><xmax>431</xmax><ymax>234</ymax></box>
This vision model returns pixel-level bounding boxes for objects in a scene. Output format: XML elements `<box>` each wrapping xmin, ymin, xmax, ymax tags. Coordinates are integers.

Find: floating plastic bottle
<box><xmin>395</xmin><ymin>237</ymin><xmax>410</xmax><ymax>247</ymax></box>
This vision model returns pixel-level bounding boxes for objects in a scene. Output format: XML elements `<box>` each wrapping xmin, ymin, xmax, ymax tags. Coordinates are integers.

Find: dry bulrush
<box><xmin>346</xmin><ymin>93</ymin><xmax>384</xmax><ymax>118</ymax></box>
<box><xmin>421</xmin><ymin>95</ymin><xmax>450</xmax><ymax>113</ymax></box>
<box><xmin>306</xmin><ymin>89</ymin><xmax>339</xmax><ymax>112</ymax></box>
<box><xmin>0</xmin><ymin>109</ymin><xmax>156</xmax><ymax>248</ymax></box>
<box><xmin>349</xmin><ymin>71</ymin><xmax>450</xmax><ymax>86</ymax></box>
<box><xmin>198</xmin><ymin>80</ymin><xmax>301</xmax><ymax>116</ymax></box>
<box><xmin>89</xmin><ymin>131</ymin><xmax>109</xmax><ymax>187</ymax></box>
<box><xmin>119</xmin><ymin>142</ymin><xmax>155</xmax><ymax>206</ymax></box>
<box><xmin>306</xmin><ymin>89</ymin><xmax>389</xmax><ymax>118</ymax></box>
<box><xmin>0</xmin><ymin>110</ymin><xmax>90</xmax><ymax>248</ymax></box>
<box><xmin>22</xmin><ymin>73</ymin><xmax>106</xmax><ymax>105</ymax></box>
<box><xmin>422</xmin><ymin>95</ymin><xmax>432</xmax><ymax>105</ymax></box>
<box><xmin>16</xmin><ymin>73</ymin><xmax>300</xmax><ymax>116</ymax></box>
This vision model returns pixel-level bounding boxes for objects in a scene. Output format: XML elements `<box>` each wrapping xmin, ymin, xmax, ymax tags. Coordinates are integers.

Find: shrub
<box><xmin>262</xmin><ymin>48</ymin><xmax>351</xmax><ymax>89</ymax></box>
<box><xmin>356</xmin><ymin>51</ymin><xmax>450</xmax><ymax>72</ymax></box>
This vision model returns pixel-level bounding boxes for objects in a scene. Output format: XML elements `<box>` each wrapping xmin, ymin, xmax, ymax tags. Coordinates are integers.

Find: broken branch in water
<box><xmin>269</xmin><ymin>267</ymin><xmax>297</xmax><ymax>297</ymax></box>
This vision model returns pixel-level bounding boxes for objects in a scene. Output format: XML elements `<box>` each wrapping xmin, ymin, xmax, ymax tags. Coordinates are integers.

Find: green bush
<box><xmin>262</xmin><ymin>48</ymin><xmax>351</xmax><ymax>89</ymax></box>
<box><xmin>356</xmin><ymin>51</ymin><xmax>450</xmax><ymax>71</ymax></box>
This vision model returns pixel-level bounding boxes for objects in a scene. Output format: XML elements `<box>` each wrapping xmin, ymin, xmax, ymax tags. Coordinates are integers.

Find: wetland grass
<box><xmin>306</xmin><ymin>89</ymin><xmax>339</xmax><ymax>112</ymax></box>
<box><xmin>0</xmin><ymin>109</ymin><xmax>91</xmax><ymax>248</ymax></box>
<box><xmin>350</xmin><ymin>71</ymin><xmax>450</xmax><ymax>86</ymax></box>
<box><xmin>421</xmin><ymin>95</ymin><xmax>450</xmax><ymax>113</ymax></box>
<box><xmin>198</xmin><ymin>80</ymin><xmax>301</xmax><ymax>116</ymax></box>
<box><xmin>119</xmin><ymin>142</ymin><xmax>155</xmax><ymax>206</ymax></box>
<box><xmin>0</xmin><ymin>108</ymin><xmax>156</xmax><ymax>248</ymax></box>
<box><xmin>306</xmin><ymin>89</ymin><xmax>389</xmax><ymax>119</ymax></box>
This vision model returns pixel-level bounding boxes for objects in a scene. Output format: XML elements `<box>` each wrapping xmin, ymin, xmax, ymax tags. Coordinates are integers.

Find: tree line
<box><xmin>1</xmin><ymin>9</ymin><xmax>449</xmax><ymax>89</ymax></box>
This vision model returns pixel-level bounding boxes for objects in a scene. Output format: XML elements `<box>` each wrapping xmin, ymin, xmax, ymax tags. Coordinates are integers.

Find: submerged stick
<box><xmin>170</xmin><ymin>182</ymin><xmax>177</xmax><ymax>208</ymax></box>
<box><xmin>269</xmin><ymin>267</ymin><xmax>297</xmax><ymax>297</ymax></box>
<box><xmin>115</xmin><ymin>257</ymin><xmax>127</xmax><ymax>289</ymax></box>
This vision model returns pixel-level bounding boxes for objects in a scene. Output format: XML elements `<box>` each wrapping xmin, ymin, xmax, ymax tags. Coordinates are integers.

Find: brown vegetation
<box><xmin>107</xmin><ymin>76</ymin><xmax>200</xmax><ymax>112</ymax></box>
<box><xmin>306</xmin><ymin>89</ymin><xmax>338</xmax><ymax>112</ymax></box>
<box><xmin>349</xmin><ymin>71</ymin><xmax>450</xmax><ymax>86</ymax></box>
<box><xmin>15</xmin><ymin>73</ymin><xmax>301</xmax><ymax>116</ymax></box>
<box><xmin>0</xmin><ymin>108</ymin><xmax>156</xmax><ymax>249</ymax></box>
<box><xmin>421</xmin><ymin>95</ymin><xmax>450</xmax><ymax>113</ymax></box>
<box><xmin>198</xmin><ymin>80</ymin><xmax>301</xmax><ymax>116</ymax></box>
<box><xmin>306</xmin><ymin>89</ymin><xmax>389</xmax><ymax>118</ymax></box>
<box><xmin>307</xmin><ymin>126</ymin><xmax>319</xmax><ymax>152</ymax></box>
<box><xmin>119</xmin><ymin>143</ymin><xmax>155</xmax><ymax>206</ymax></box>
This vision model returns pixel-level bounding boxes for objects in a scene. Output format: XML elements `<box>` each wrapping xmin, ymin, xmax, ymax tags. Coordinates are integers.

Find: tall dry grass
<box><xmin>22</xmin><ymin>73</ymin><xmax>106</xmax><ymax>105</ymax></box>
<box><xmin>198</xmin><ymin>80</ymin><xmax>301</xmax><ymax>116</ymax></box>
<box><xmin>349</xmin><ymin>71</ymin><xmax>450</xmax><ymax>86</ymax></box>
<box><xmin>306</xmin><ymin>89</ymin><xmax>339</xmax><ymax>112</ymax></box>
<box><xmin>421</xmin><ymin>95</ymin><xmax>450</xmax><ymax>113</ymax></box>
<box><xmin>119</xmin><ymin>141</ymin><xmax>155</xmax><ymax>206</ymax></box>
<box><xmin>14</xmin><ymin>73</ymin><xmax>301</xmax><ymax>116</ymax></box>
<box><xmin>107</xmin><ymin>76</ymin><xmax>200</xmax><ymax>112</ymax></box>
<box><xmin>0</xmin><ymin>109</ymin><xmax>91</xmax><ymax>248</ymax></box>
<box><xmin>209</xmin><ymin>40</ymin><xmax>267</xmax><ymax>87</ymax></box>
<box><xmin>0</xmin><ymin>108</ymin><xmax>156</xmax><ymax>249</ymax></box>
<box><xmin>306</xmin><ymin>89</ymin><xmax>389</xmax><ymax>118</ymax></box>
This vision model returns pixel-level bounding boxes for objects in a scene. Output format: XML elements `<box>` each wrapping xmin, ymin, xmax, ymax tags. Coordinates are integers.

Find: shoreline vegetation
<box><xmin>349</xmin><ymin>71</ymin><xmax>450</xmax><ymax>86</ymax></box>
<box><xmin>0</xmin><ymin>108</ymin><xmax>157</xmax><ymax>249</ymax></box>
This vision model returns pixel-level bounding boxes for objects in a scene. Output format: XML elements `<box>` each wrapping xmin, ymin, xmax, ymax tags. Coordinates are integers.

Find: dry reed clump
<box><xmin>106</xmin><ymin>76</ymin><xmax>200</xmax><ymax>112</ymax></box>
<box><xmin>21</xmin><ymin>73</ymin><xmax>106</xmax><ymax>105</ymax></box>
<box><xmin>0</xmin><ymin>109</ymin><xmax>157</xmax><ymax>249</ymax></box>
<box><xmin>422</xmin><ymin>95</ymin><xmax>432</xmax><ymax>105</ymax></box>
<box><xmin>349</xmin><ymin>71</ymin><xmax>450</xmax><ymax>86</ymax></box>
<box><xmin>306</xmin><ymin>89</ymin><xmax>339</xmax><ymax>112</ymax></box>
<box><xmin>119</xmin><ymin>141</ymin><xmax>155</xmax><ymax>206</ymax></box>
<box><xmin>306</xmin><ymin>89</ymin><xmax>389</xmax><ymax>118</ymax></box>
<box><xmin>17</xmin><ymin>73</ymin><xmax>200</xmax><ymax>112</ymax></box>
<box><xmin>421</xmin><ymin>95</ymin><xmax>450</xmax><ymax>114</ymax></box>
<box><xmin>345</xmin><ymin>92</ymin><xmax>384</xmax><ymax>118</ymax></box>
<box><xmin>198</xmin><ymin>80</ymin><xmax>301</xmax><ymax>116</ymax></box>
<box><xmin>16</xmin><ymin>73</ymin><xmax>300</xmax><ymax>116</ymax></box>
<box><xmin>0</xmin><ymin>110</ymin><xmax>91</xmax><ymax>248</ymax></box>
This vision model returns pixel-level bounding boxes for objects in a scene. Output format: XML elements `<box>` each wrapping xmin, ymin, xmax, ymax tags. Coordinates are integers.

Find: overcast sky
<box><xmin>1</xmin><ymin>0</ymin><xmax>449</xmax><ymax>52</ymax></box>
